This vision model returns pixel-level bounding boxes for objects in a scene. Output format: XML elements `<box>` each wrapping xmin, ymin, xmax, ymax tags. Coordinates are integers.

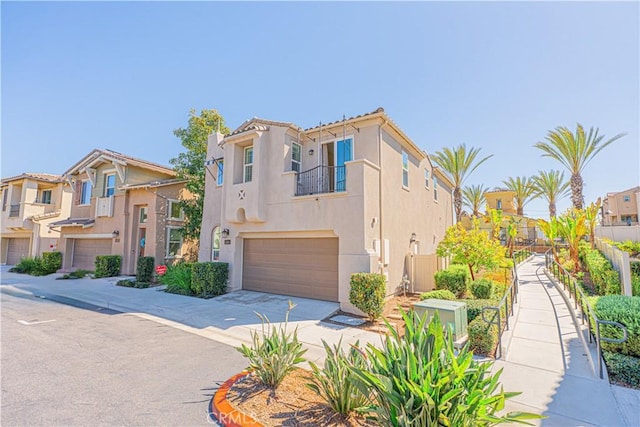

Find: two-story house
<box><xmin>198</xmin><ymin>107</ymin><xmax>454</xmax><ymax>313</ymax></box>
<box><xmin>50</xmin><ymin>149</ymin><xmax>193</xmax><ymax>274</ymax></box>
<box><xmin>602</xmin><ymin>186</ymin><xmax>640</xmax><ymax>226</ymax></box>
<box><xmin>0</xmin><ymin>173</ymin><xmax>73</xmax><ymax>264</ymax></box>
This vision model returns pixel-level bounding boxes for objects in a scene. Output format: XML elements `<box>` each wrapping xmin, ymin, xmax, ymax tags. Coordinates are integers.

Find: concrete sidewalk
<box><xmin>496</xmin><ymin>255</ymin><xmax>640</xmax><ymax>426</ymax></box>
<box><xmin>0</xmin><ymin>267</ymin><xmax>382</xmax><ymax>365</ymax></box>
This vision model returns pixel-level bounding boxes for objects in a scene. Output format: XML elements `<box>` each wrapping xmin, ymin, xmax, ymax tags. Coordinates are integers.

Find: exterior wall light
<box><xmin>221</xmin><ymin>228</ymin><xmax>230</xmax><ymax>238</ymax></box>
<box><xmin>308</xmin><ymin>149</ymin><xmax>314</xmax><ymax>156</ymax></box>
<box><xmin>112</xmin><ymin>230</ymin><xmax>120</xmax><ymax>237</ymax></box>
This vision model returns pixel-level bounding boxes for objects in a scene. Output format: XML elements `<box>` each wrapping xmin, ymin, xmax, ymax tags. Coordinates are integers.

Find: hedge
<box><xmin>10</xmin><ymin>253</ymin><xmax>62</xmax><ymax>276</ymax></box>
<box><xmin>190</xmin><ymin>262</ymin><xmax>228</xmax><ymax>297</ymax></box>
<box><xmin>593</xmin><ymin>295</ymin><xmax>640</xmax><ymax>358</ymax></box>
<box><xmin>434</xmin><ymin>264</ymin><xmax>470</xmax><ymax>298</ymax></box>
<box><xmin>136</xmin><ymin>256</ymin><xmax>155</xmax><ymax>283</ymax></box>
<box><xmin>470</xmin><ymin>278</ymin><xmax>494</xmax><ymax>299</ymax></box>
<box><xmin>463</xmin><ymin>299</ymin><xmax>496</xmax><ymax>323</ymax></box>
<box><xmin>116</xmin><ymin>279</ymin><xmax>149</xmax><ymax>289</ymax></box>
<box><xmin>94</xmin><ymin>255</ymin><xmax>122</xmax><ymax>278</ymax></box>
<box><xmin>468</xmin><ymin>315</ymin><xmax>498</xmax><ymax>356</ymax></box>
<box><xmin>602</xmin><ymin>351</ymin><xmax>640</xmax><ymax>388</ymax></box>
<box><xmin>419</xmin><ymin>289</ymin><xmax>456</xmax><ymax>301</ymax></box>
<box><xmin>42</xmin><ymin>251</ymin><xmax>62</xmax><ymax>274</ymax></box>
<box><xmin>349</xmin><ymin>273</ymin><xmax>386</xmax><ymax>321</ymax></box>
<box><xmin>580</xmin><ymin>246</ymin><xmax>621</xmax><ymax>295</ymax></box>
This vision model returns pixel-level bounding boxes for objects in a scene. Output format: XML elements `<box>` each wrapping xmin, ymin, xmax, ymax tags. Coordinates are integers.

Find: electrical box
<box><xmin>412</xmin><ymin>299</ymin><xmax>468</xmax><ymax>342</ymax></box>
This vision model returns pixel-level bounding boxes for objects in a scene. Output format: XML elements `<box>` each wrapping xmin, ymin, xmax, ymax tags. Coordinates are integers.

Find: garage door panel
<box><xmin>72</xmin><ymin>239</ymin><xmax>113</xmax><ymax>270</ymax></box>
<box><xmin>7</xmin><ymin>238</ymin><xmax>30</xmax><ymax>265</ymax></box>
<box><xmin>243</xmin><ymin>238</ymin><xmax>338</xmax><ymax>302</ymax></box>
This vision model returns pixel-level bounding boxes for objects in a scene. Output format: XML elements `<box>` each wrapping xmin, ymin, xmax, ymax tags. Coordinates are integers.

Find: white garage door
<box><xmin>243</xmin><ymin>238</ymin><xmax>339</xmax><ymax>302</ymax></box>
<box><xmin>6</xmin><ymin>238</ymin><xmax>30</xmax><ymax>265</ymax></box>
<box><xmin>72</xmin><ymin>239</ymin><xmax>113</xmax><ymax>271</ymax></box>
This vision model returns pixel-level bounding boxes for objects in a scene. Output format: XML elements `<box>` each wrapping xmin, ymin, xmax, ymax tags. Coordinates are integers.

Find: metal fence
<box><xmin>544</xmin><ymin>250</ymin><xmax>628</xmax><ymax>378</ymax></box>
<box><xmin>295</xmin><ymin>165</ymin><xmax>346</xmax><ymax>196</ymax></box>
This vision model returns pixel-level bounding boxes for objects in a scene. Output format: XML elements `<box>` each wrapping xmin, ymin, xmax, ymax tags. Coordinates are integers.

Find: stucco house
<box><xmin>602</xmin><ymin>186</ymin><xmax>640</xmax><ymax>226</ymax></box>
<box><xmin>50</xmin><ymin>149</ymin><xmax>193</xmax><ymax>274</ymax></box>
<box><xmin>198</xmin><ymin>107</ymin><xmax>454</xmax><ymax>313</ymax></box>
<box><xmin>0</xmin><ymin>173</ymin><xmax>73</xmax><ymax>264</ymax></box>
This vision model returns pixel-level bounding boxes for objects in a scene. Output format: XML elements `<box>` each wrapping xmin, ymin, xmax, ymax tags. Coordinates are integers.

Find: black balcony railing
<box><xmin>295</xmin><ymin>165</ymin><xmax>346</xmax><ymax>196</ymax></box>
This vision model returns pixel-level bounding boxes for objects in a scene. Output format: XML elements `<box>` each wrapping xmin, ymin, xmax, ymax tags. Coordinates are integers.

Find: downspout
<box><xmin>378</xmin><ymin>119</ymin><xmax>388</xmax><ymax>275</ymax></box>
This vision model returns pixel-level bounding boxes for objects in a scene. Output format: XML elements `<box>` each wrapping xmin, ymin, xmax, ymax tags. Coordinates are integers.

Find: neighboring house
<box><xmin>0</xmin><ymin>173</ymin><xmax>72</xmax><ymax>264</ymax></box>
<box><xmin>198</xmin><ymin>107</ymin><xmax>454</xmax><ymax>313</ymax></box>
<box><xmin>50</xmin><ymin>149</ymin><xmax>193</xmax><ymax>274</ymax></box>
<box><xmin>602</xmin><ymin>186</ymin><xmax>640</xmax><ymax>226</ymax></box>
<box><xmin>460</xmin><ymin>188</ymin><xmax>538</xmax><ymax>244</ymax></box>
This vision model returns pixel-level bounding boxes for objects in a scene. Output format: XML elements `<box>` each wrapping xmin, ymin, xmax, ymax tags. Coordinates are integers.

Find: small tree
<box><xmin>537</xmin><ymin>217</ymin><xmax>561</xmax><ymax>264</ymax></box>
<box><xmin>585</xmin><ymin>198</ymin><xmax>602</xmax><ymax>249</ymax></box>
<box><xmin>556</xmin><ymin>209</ymin><xmax>588</xmax><ymax>271</ymax></box>
<box><xmin>436</xmin><ymin>220</ymin><xmax>506</xmax><ymax>281</ymax></box>
<box><xmin>483</xmin><ymin>206</ymin><xmax>504</xmax><ymax>242</ymax></box>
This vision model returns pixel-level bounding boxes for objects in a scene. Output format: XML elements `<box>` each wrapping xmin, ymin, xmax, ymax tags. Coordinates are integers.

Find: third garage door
<box><xmin>72</xmin><ymin>239</ymin><xmax>113</xmax><ymax>271</ymax></box>
<box><xmin>243</xmin><ymin>238</ymin><xmax>338</xmax><ymax>302</ymax></box>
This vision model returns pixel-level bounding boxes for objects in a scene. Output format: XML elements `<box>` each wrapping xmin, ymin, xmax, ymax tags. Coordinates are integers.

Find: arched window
<box><xmin>211</xmin><ymin>226</ymin><xmax>221</xmax><ymax>261</ymax></box>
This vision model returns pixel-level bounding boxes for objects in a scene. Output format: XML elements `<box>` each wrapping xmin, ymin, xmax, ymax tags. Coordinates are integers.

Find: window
<box><xmin>433</xmin><ymin>175</ymin><xmax>438</xmax><ymax>201</ymax></box>
<box><xmin>291</xmin><ymin>142</ymin><xmax>301</xmax><ymax>172</ymax></box>
<box><xmin>166</xmin><ymin>228</ymin><xmax>183</xmax><ymax>258</ymax></box>
<box><xmin>623</xmin><ymin>195</ymin><xmax>631</xmax><ymax>202</ymax></box>
<box><xmin>211</xmin><ymin>226</ymin><xmax>221</xmax><ymax>261</ymax></box>
<box><xmin>424</xmin><ymin>169</ymin><xmax>430</xmax><ymax>189</ymax></box>
<box><xmin>402</xmin><ymin>151</ymin><xmax>409</xmax><ymax>187</ymax></box>
<box><xmin>40</xmin><ymin>190</ymin><xmax>52</xmax><ymax>204</ymax></box>
<box><xmin>1</xmin><ymin>189</ymin><xmax>6</xmax><ymax>211</ymax></box>
<box><xmin>104</xmin><ymin>173</ymin><xmax>116</xmax><ymax>197</ymax></box>
<box><xmin>216</xmin><ymin>160</ymin><xmax>224</xmax><ymax>186</ymax></box>
<box><xmin>244</xmin><ymin>146</ymin><xmax>254</xmax><ymax>182</ymax></box>
<box><xmin>497</xmin><ymin>199</ymin><xmax>502</xmax><ymax>210</ymax></box>
<box><xmin>80</xmin><ymin>181</ymin><xmax>92</xmax><ymax>205</ymax></box>
<box><xmin>168</xmin><ymin>200</ymin><xmax>184</xmax><ymax>220</ymax></box>
<box><xmin>139</xmin><ymin>206</ymin><xmax>148</xmax><ymax>223</ymax></box>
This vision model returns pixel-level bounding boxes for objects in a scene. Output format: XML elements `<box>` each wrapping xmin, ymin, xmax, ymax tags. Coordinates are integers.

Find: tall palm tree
<box><xmin>534</xmin><ymin>124</ymin><xmax>625</xmax><ymax>209</ymax></box>
<box><xmin>432</xmin><ymin>144</ymin><xmax>493</xmax><ymax>223</ymax></box>
<box><xmin>462</xmin><ymin>184</ymin><xmax>488</xmax><ymax>217</ymax></box>
<box><xmin>532</xmin><ymin>170</ymin><xmax>570</xmax><ymax>218</ymax></box>
<box><xmin>502</xmin><ymin>176</ymin><xmax>535</xmax><ymax>216</ymax></box>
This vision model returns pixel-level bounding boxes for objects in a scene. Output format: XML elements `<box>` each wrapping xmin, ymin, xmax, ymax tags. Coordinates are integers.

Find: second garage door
<box><xmin>72</xmin><ymin>239</ymin><xmax>113</xmax><ymax>271</ymax></box>
<box><xmin>243</xmin><ymin>238</ymin><xmax>339</xmax><ymax>302</ymax></box>
<box><xmin>6</xmin><ymin>238</ymin><xmax>30</xmax><ymax>265</ymax></box>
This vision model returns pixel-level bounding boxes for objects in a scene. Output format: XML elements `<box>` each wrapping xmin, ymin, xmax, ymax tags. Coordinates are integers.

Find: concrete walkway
<box><xmin>496</xmin><ymin>255</ymin><xmax>640</xmax><ymax>426</ymax></box>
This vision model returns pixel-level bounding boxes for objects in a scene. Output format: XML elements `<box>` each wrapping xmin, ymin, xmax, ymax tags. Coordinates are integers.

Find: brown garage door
<box><xmin>243</xmin><ymin>238</ymin><xmax>339</xmax><ymax>302</ymax></box>
<box><xmin>6</xmin><ymin>238</ymin><xmax>30</xmax><ymax>265</ymax></box>
<box><xmin>72</xmin><ymin>239</ymin><xmax>113</xmax><ymax>271</ymax></box>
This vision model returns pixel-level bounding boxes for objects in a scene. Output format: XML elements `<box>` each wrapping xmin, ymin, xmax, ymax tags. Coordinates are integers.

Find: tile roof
<box><xmin>303</xmin><ymin>107</ymin><xmax>385</xmax><ymax>132</ymax></box>
<box><xmin>49</xmin><ymin>218</ymin><xmax>95</xmax><ymax>228</ymax></box>
<box><xmin>229</xmin><ymin>118</ymin><xmax>300</xmax><ymax>137</ymax></box>
<box><xmin>1</xmin><ymin>173</ymin><xmax>63</xmax><ymax>185</ymax></box>
<box><xmin>64</xmin><ymin>148</ymin><xmax>176</xmax><ymax>177</ymax></box>
<box><xmin>120</xmin><ymin>178</ymin><xmax>186</xmax><ymax>190</ymax></box>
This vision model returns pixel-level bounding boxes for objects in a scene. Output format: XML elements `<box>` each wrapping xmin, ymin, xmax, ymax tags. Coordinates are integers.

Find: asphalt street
<box><xmin>1</xmin><ymin>290</ymin><xmax>248</xmax><ymax>426</ymax></box>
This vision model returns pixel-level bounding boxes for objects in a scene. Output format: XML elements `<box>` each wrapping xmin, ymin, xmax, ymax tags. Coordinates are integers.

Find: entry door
<box><xmin>335</xmin><ymin>138</ymin><xmax>352</xmax><ymax>191</ymax></box>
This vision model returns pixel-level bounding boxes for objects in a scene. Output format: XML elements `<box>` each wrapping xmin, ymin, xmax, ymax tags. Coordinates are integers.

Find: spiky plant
<box><xmin>502</xmin><ymin>176</ymin><xmax>535</xmax><ymax>216</ymax></box>
<box><xmin>432</xmin><ymin>144</ymin><xmax>493</xmax><ymax>223</ymax></box>
<box><xmin>463</xmin><ymin>184</ymin><xmax>488</xmax><ymax>217</ymax></box>
<box><xmin>534</xmin><ymin>124</ymin><xmax>625</xmax><ymax>210</ymax></box>
<box><xmin>532</xmin><ymin>170</ymin><xmax>570</xmax><ymax>218</ymax></box>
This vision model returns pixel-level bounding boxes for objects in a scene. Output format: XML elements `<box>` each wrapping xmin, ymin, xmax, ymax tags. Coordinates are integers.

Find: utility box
<box><xmin>412</xmin><ymin>299</ymin><xmax>468</xmax><ymax>342</ymax></box>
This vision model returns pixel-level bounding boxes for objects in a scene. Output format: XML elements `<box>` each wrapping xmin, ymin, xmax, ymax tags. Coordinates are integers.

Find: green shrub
<box><xmin>434</xmin><ymin>264</ymin><xmax>470</xmax><ymax>298</ymax></box>
<box><xmin>350</xmin><ymin>310</ymin><xmax>541</xmax><ymax>426</ymax></box>
<box><xmin>41</xmin><ymin>251</ymin><xmax>62</xmax><ymax>274</ymax></box>
<box><xmin>603</xmin><ymin>351</ymin><xmax>640</xmax><ymax>388</ymax></box>
<box><xmin>561</xmin><ymin>258</ymin><xmax>576</xmax><ymax>273</ymax></box>
<box><xmin>614</xmin><ymin>240</ymin><xmax>640</xmax><ymax>258</ymax></box>
<box><xmin>630</xmin><ymin>261</ymin><xmax>640</xmax><ymax>277</ymax></box>
<box><xmin>419</xmin><ymin>289</ymin><xmax>456</xmax><ymax>301</ymax></box>
<box><xmin>593</xmin><ymin>295</ymin><xmax>640</xmax><ymax>358</ymax></box>
<box><xmin>307</xmin><ymin>339</ymin><xmax>368</xmax><ymax>416</ymax></box>
<box><xmin>349</xmin><ymin>272</ymin><xmax>386</xmax><ymax>321</ymax></box>
<box><xmin>464</xmin><ymin>299</ymin><xmax>496</xmax><ymax>323</ymax></box>
<box><xmin>9</xmin><ymin>257</ymin><xmax>41</xmax><ymax>275</ymax></box>
<box><xmin>237</xmin><ymin>302</ymin><xmax>307</xmax><ymax>389</ymax></box>
<box><xmin>190</xmin><ymin>262</ymin><xmax>228</xmax><ymax>297</ymax></box>
<box><xmin>57</xmin><ymin>269</ymin><xmax>92</xmax><ymax>280</ymax></box>
<box><xmin>160</xmin><ymin>262</ymin><xmax>193</xmax><ymax>295</ymax></box>
<box><xmin>94</xmin><ymin>255</ymin><xmax>122</xmax><ymax>278</ymax></box>
<box><xmin>633</xmin><ymin>275</ymin><xmax>640</xmax><ymax>297</ymax></box>
<box><xmin>136</xmin><ymin>256</ymin><xmax>155</xmax><ymax>283</ymax></box>
<box><xmin>470</xmin><ymin>278</ymin><xmax>494</xmax><ymax>299</ymax></box>
<box><xmin>468</xmin><ymin>315</ymin><xmax>499</xmax><ymax>356</ymax></box>
<box><xmin>580</xmin><ymin>246</ymin><xmax>621</xmax><ymax>295</ymax></box>
<box><xmin>116</xmin><ymin>279</ymin><xmax>149</xmax><ymax>289</ymax></box>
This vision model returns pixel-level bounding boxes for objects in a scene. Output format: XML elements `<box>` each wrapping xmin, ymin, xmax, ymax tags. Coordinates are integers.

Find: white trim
<box><xmin>216</xmin><ymin>160</ymin><xmax>224</xmax><ymax>187</ymax></box>
<box><xmin>83</xmin><ymin>167</ymin><xmax>97</xmax><ymax>187</ymax></box>
<box><xmin>80</xmin><ymin>180</ymin><xmax>92</xmax><ymax>205</ymax></box>
<box><xmin>103</xmin><ymin>172</ymin><xmax>116</xmax><ymax>197</ymax></box>
<box><xmin>291</xmin><ymin>142</ymin><xmax>302</xmax><ymax>172</ymax></box>
<box><xmin>63</xmin><ymin>233</ymin><xmax>113</xmax><ymax>239</ymax></box>
<box><xmin>167</xmin><ymin>199</ymin><xmax>184</xmax><ymax>220</ymax></box>
<box><xmin>243</xmin><ymin>146</ymin><xmax>254</xmax><ymax>183</ymax></box>
<box><xmin>402</xmin><ymin>150</ymin><xmax>409</xmax><ymax>188</ymax></box>
<box><xmin>165</xmin><ymin>226</ymin><xmax>183</xmax><ymax>258</ymax></box>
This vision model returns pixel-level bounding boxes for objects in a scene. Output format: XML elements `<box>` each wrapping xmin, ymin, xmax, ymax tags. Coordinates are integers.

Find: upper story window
<box><xmin>168</xmin><ymin>200</ymin><xmax>184</xmax><ymax>220</ymax></box>
<box><xmin>424</xmin><ymin>169</ymin><xmax>430</xmax><ymax>189</ymax></box>
<box><xmin>139</xmin><ymin>206</ymin><xmax>148</xmax><ymax>223</ymax></box>
<box><xmin>80</xmin><ymin>180</ymin><xmax>92</xmax><ymax>205</ymax></box>
<box><xmin>166</xmin><ymin>227</ymin><xmax>183</xmax><ymax>258</ymax></box>
<box><xmin>292</xmin><ymin>142</ymin><xmax>301</xmax><ymax>172</ymax></box>
<box><xmin>244</xmin><ymin>146</ymin><xmax>254</xmax><ymax>183</ymax></box>
<box><xmin>402</xmin><ymin>151</ymin><xmax>409</xmax><ymax>188</ymax></box>
<box><xmin>212</xmin><ymin>226</ymin><xmax>221</xmax><ymax>261</ymax></box>
<box><xmin>1</xmin><ymin>189</ymin><xmax>6</xmax><ymax>211</ymax></box>
<box><xmin>623</xmin><ymin>195</ymin><xmax>631</xmax><ymax>202</ymax></box>
<box><xmin>497</xmin><ymin>199</ymin><xmax>502</xmax><ymax>210</ymax></box>
<box><xmin>433</xmin><ymin>175</ymin><xmax>438</xmax><ymax>201</ymax></box>
<box><xmin>104</xmin><ymin>173</ymin><xmax>116</xmax><ymax>197</ymax></box>
<box><xmin>40</xmin><ymin>190</ymin><xmax>52</xmax><ymax>204</ymax></box>
<box><xmin>217</xmin><ymin>160</ymin><xmax>224</xmax><ymax>186</ymax></box>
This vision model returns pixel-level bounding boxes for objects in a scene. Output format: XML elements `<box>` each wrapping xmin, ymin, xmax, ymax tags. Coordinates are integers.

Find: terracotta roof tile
<box><xmin>1</xmin><ymin>173</ymin><xmax>63</xmax><ymax>185</ymax></box>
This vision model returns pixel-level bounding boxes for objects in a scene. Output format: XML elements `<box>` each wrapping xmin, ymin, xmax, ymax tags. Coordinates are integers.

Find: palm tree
<box><xmin>432</xmin><ymin>144</ymin><xmax>493</xmax><ymax>223</ymax></box>
<box><xmin>532</xmin><ymin>170</ymin><xmax>570</xmax><ymax>218</ymax></box>
<box><xmin>502</xmin><ymin>176</ymin><xmax>535</xmax><ymax>216</ymax></box>
<box><xmin>534</xmin><ymin>124</ymin><xmax>625</xmax><ymax>209</ymax></box>
<box><xmin>462</xmin><ymin>184</ymin><xmax>488</xmax><ymax>217</ymax></box>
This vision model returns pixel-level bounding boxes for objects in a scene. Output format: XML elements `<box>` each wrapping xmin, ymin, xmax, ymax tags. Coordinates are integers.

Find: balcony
<box><xmin>295</xmin><ymin>165</ymin><xmax>346</xmax><ymax>196</ymax></box>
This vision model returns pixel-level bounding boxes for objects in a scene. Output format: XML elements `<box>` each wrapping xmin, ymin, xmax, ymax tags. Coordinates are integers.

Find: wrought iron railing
<box><xmin>295</xmin><ymin>165</ymin><xmax>346</xmax><ymax>196</ymax></box>
<box><xmin>544</xmin><ymin>249</ymin><xmax>628</xmax><ymax>378</ymax></box>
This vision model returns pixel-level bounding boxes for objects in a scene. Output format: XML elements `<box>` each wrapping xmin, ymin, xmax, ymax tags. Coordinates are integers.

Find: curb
<box><xmin>210</xmin><ymin>371</ymin><xmax>263</xmax><ymax>427</ymax></box>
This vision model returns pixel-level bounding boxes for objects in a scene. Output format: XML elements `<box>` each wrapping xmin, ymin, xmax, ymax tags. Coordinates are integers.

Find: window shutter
<box><xmin>75</xmin><ymin>181</ymin><xmax>81</xmax><ymax>205</ymax></box>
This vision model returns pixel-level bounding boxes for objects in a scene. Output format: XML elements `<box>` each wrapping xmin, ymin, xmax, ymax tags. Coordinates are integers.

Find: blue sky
<box><xmin>2</xmin><ymin>1</ymin><xmax>638</xmax><ymax>219</ymax></box>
